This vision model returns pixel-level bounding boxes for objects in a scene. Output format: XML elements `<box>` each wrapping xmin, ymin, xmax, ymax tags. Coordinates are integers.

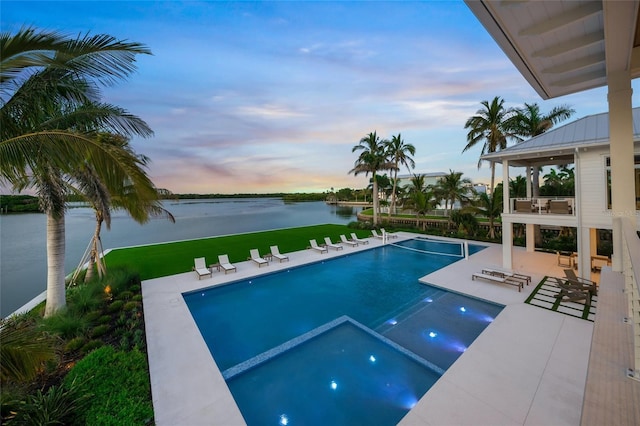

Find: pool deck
<box><xmin>143</xmin><ymin>233</ymin><xmax>593</xmax><ymax>425</ymax></box>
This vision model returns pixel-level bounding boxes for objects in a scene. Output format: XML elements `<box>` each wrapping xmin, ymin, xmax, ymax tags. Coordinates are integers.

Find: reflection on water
<box><xmin>0</xmin><ymin>198</ymin><xmax>356</xmax><ymax>317</ymax></box>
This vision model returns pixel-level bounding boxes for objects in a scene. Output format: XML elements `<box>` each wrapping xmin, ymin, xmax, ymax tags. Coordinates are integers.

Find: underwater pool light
<box><xmin>279</xmin><ymin>414</ymin><xmax>289</xmax><ymax>425</ymax></box>
<box><xmin>369</xmin><ymin>355</ymin><xmax>376</xmax><ymax>363</ymax></box>
<box><xmin>330</xmin><ymin>380</ymin><xmax>338</xmax><ymax>390</ymax></box>
<box><xmin>459</xmin><ymin>306</ymin><xmax>466</xmax><ymax>313</ymax></box>
<box><xmin>386</xmin><ymin>318</ymin><xmax>398</xmax><ymax>326</ymax></box>
<box><xmin>423</xmin><ymin>297</ymin><xmax>433</xmax><ymax>303</ymax></box>
<box><xmin>428</xmin><ymin>331</ymin><xmax>437</xmax><ymax>338</ymax></box>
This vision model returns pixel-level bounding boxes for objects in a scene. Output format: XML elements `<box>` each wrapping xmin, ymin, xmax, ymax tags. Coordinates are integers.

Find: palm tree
<box><xmin>509</xmin><ymin>175</ymin><xmax>527</xmax><ymax>198</ymax></box>
<box><xmin>404</xmin><ymin>174</ymin><xmax>435</xmax><ymax>229</ymax></box>
<box><xmin>463</xmin><ymin>96</ymin><xmax>516</xmax><ymax>193</ymax></box>
<box><xmin>1</xmin><ymin>27</ymin><xmax>152</xmax><ymax>317</ymax></box>
<box><xmin>350</xmin><ymin>131</ymin><xmax>394</xmax><ymax>225</ymax></box>
<box><xmin>468</xmin><ymin>190</ymin><xmax>502</xmax><ymax>239</ymax></box>
<box><xmin>436</xmin><ymin>170</ymin><xmax>472</xmax><ymax>228</ymax></box>
<box><xmin>385</xmin><ymin>134</ymin><xmax>415</xmax><ymax>217</ymax></box>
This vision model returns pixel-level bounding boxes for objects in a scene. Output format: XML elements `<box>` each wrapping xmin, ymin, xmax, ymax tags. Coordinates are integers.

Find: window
<box><xmin>605</xmin><ymin>155</ymin><xmax>640</xmax><ymax>210</ymax></box>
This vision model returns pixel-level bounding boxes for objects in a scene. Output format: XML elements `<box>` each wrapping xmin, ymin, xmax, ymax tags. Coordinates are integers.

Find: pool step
<box><xmin>373</xmin><ymin>286</ymin><xmax>447</xmax><ymax>334</ymax></box>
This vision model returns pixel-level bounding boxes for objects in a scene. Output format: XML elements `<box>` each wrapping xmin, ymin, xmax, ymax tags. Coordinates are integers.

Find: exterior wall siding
<box><xmin>578</xmin><ymin>147</ymin><xmax>612</xmax><ymax>229</ymax></box>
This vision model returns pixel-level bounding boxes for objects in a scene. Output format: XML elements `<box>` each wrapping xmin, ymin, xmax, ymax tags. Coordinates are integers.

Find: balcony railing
<box><xmin>620</xmin><ymin>217</ymin><xmax>640</xmax><ymax>378</ymax></box>
<box><xmin>509</xmin><ymin>197</ymin><xmax>576</xmax><ymax>215</ymax></box>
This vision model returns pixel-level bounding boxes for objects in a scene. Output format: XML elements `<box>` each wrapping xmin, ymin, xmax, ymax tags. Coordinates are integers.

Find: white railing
<box><xmin>620</xmin><ymin>217</ymin><xmax>640</xmax><ymax>379</ymax></box>
<box><xmin>509</xmin><ymin>197</ymin><xmax>576</xmax><ymax>215</ymax></box>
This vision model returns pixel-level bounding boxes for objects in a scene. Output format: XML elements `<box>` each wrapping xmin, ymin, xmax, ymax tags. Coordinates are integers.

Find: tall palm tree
<box><xmin>468</xmin><ymin>190</ymin><xmax>502</xmax><ymax>239</ymax></box>
<box><xmin>509</xmin><ymin>175</ymin><xmax>527</xmax><ymax>198</ymax></box>
<box><xmin>463</xmin><ymin>96</ymin><xmax>516</xmax><ymax>193</ymax></box>
<box><xmin>404</xmin><ymin>174</ymin><xmax>435</xmax><ymax>229</ymax></box>
<box><xmin>1</xmin><ymin>27</ymin><xmax>152</xmax><ymax>317</ymax></box>
<box><xmin>436</xmin><ymin>170</ymin><xmax>472</xmax><ymax>227</ymax></box>
<box><xmin>350</xmin><ymin>131</ymin><xmax>394</xmax><ymax>225</ymax></box>
<box><xmin>385</xmin><ymin>134</ymin><xmax>415</xmax><ymax>217</ymax></box>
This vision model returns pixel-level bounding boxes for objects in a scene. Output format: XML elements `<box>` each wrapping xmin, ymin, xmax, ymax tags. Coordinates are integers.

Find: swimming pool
<box><xmin>184</xmin><ymin>239</ymin><xmax>503</xmax><ymax>424</ymax></box>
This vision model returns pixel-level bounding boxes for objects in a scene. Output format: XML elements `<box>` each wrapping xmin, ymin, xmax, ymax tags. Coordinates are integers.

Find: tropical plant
<box><xmin>463</xmin><ymin>96</ymin><xmax>516</xmax><ymax>193</ymax></box>
<box><xmin>509</xmin><ymin>175</ymin><xmax>527</xmax><ymax>198</ymax></box>
<box><xmin>385</xmin><ymin>134</ymin><xmax>415</xmax><ymax>217</ymax></box>
<box><xmin>468</xmin><ymin>190</ymin><xmax>502</xmax><ymax>239</ymax></box>
<box><xmin>0</xmin><ymin>27</ymin><xmax>153</xmax><ymax>316</ymax></box>
<box><xmin>434</xmin><ymin>170</ymin><xmax>472</xmax><ymax>225</ymax></box>
<box><xmin>350</xmin><ymin>131</ymin><xmax>395</xmax><ymax>225</ymax></box>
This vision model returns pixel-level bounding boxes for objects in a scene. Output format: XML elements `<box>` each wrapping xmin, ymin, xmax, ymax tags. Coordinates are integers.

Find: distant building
<box><xmin>396</xmin><ymin>172</ymin><xmax>447</xmax><ymax>189</ymax></box>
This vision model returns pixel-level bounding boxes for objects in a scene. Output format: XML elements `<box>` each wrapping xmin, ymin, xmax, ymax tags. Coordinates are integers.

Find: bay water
<box><xmin>0</xmin><ymin>198</ymin><xmax>358</xmax><ymax>317</ymax></box>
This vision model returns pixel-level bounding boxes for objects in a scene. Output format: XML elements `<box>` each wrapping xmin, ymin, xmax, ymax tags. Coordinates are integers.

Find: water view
<box><xmin>0</xmin><ymin>198</ymin><xmax>358</xmax><ymax>317</ymax></box>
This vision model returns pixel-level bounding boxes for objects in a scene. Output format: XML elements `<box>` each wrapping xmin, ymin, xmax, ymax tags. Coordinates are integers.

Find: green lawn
<box><xmin>104</xmin><ymin>224</ymin><xmax>368</xmax><ymax>280</ymax></box>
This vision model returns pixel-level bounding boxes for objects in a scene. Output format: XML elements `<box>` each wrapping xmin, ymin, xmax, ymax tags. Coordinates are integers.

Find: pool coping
<box><xmin>143</xmin><ymin>232</ymin><xmax>593</xmax><ymax>425</ymax></box>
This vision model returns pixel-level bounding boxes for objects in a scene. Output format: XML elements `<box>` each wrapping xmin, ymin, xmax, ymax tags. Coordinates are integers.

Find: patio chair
<box><xmin>556</xmin><ymin>251</ymin><xmax>573</xmax><ymax>268</ymax></box>
<box><xmin>563</xmin><ymin>269</ymin><xmax>598</xmax><ymax>296</ymax></box>
<box><xmin>270</xmin><ymin>245</ymin><xmax>289</xmax><ymax>262</ymax></box>
<box><xmin>472</xmin><ymin>272</ymin><xmax>522</xmax><ymax>291</ymax></box>
<box><xmin>350</xmin><ymin>233</ymin><xmax>369</xmax><ymax>244</ymax></box>
<box><xmin>340</xmin><ymin>234</ymin><xmax>358</xmax><ymax>247</ymax></box>
<box><xmin>371</xmin><ymin>229</ymin><xmax>384</xmax><ymax>239</ymax></box>
<box><xmin>323</xmin><ymin>237</ymin><xmax>343</xmax><ymax>250</ymax></box>
<box><xmin>249</xmin><ymin>249</ymin><xmax>269</xmax><ymax>267</ymax></box>
<box><xmin>193</xmin><ymin>257</ymin><xmax>212</xmax><ymax>280</ymax></box>
<box><xmin>380</xmin><ymin>228</ymin><xmax>398</xmax><ymax>239</ymax></box>
<box><xmin>549</xmin><ymin>199</ymin><xmax>571</xmax><ymax>214</ymax></box>
<box><xmin>218</xmin><ymin>254</ymin><xmax>237</xmax><ymax>274</ymax></box>
<box><xmin>515</xmin><ymin>199</ymin><xmax>533</xmax><ymax>213</ymax></box>
<box><xmin>309</xmin><ymin>239</ymin><xmax>328</xmax><ymax>254</ymax></box>
<box><xmin>549</xmin><ymin>276</ymin><xmax>593</xmax><ymax>305</ymax></box>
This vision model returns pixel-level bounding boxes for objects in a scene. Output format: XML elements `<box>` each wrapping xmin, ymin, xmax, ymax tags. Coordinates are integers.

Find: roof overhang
<box><xmin>465</xmin><ymin>0</ymin><xmax>640</xmax><ymax>100</ymax></box>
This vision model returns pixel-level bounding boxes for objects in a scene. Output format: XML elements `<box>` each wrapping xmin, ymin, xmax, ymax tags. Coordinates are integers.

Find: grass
<box><xmin>104</xmin><ymin>224</ymin><xmax>369</xmax><ymax>280</ymax></box>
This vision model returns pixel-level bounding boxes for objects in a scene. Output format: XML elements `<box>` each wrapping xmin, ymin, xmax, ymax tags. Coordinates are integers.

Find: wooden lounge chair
<box><xmin>549</xmin><ymin>276</ymin><xmax>593</xmax><ymax>305</ymax></box>
<box><xmin>218</xmin><ymin>254</ymin><xmax>237</xmax><ymax>274</ymax></box>
<box><xmin>309</xmin><ymin>239</ymin><xmax>328</xmax><ymax>254</ymax></box>
<box><xmin>340</xmin><ymin>234</ymin><xmax>358</xmax><ymax>247</ymax></box>
<box><xmin>193</xmin><ymin>257</ymin><xmax>212</xmax><ymax>280</ymax></box>
<box><xmin>270</xmin><ymin>245</ymin><xmax>289</xmax><ymax>262</ymax></box>
<box><xmin>380</xmin><ymin>228</ymin><xmax>398</xmax><ymax>239</ymax></box>
<box><xmin>563</xmin><ymin>269</ymin><xmax>598</xmax><ymax>296</ymax></box>
<box><xmin>472</xmin><ymin>272</ymin><xmax>522</xmax><ymax>291</ymax></box>
<box><xmin>249</xmin><ymin>249</ymin><xmax>268</xmax><ymax>267</ymax></box>
<box><xmin>371</xmin><ymin>229</ymin><xmax>384</xmax><ymax>239</ymax></box>
<box><xmin>323</xmin><ymin>237</ymin><xmax>343</xmax><ymax>251</ymax></box>
<box><xmin>350</xmin><ymin>233</ymin><xmax>369</xmax><ymax>244</ymax></box>
<box><xmin>481</xmin><ymin>268</ymin><xmax>531</xmax><ymax>286</ymax></box>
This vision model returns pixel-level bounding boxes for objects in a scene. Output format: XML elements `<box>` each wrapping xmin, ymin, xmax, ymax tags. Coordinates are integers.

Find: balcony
<box><xmin>509</xmin><ymin>197</ymin><xmax>575</xmax><ymax>215</ymax></box>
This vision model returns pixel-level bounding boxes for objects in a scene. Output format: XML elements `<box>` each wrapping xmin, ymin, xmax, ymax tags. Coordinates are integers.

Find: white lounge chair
<box><xmin>371</xmin><ymin>229</ymin><xmax>384</xmax><ymax>239</ymax></box>
<box><xmin>218</xmin><ymin>254</ymin><xmax>237</xmax><ymax>274</ymax></box>
<box><xmin>472</xmin><ymin>272</ymin><xmax>522</xmax><ymax>291</ymax></box>
<box><xmin>249</xmin><ymin>249</ymin><xmax>268</xmax><ymax>267</ymax></box>
<box><xmin>380</xmin><ymin>228</ymin><xmax>398</xmax><ymax>239</ymax></box>
<box><xmin>270</xmin><ymin>245</ymin><xmax>289</xmax><ymax>262</ymax></box>
<box><xmin>193</xmin><ymin>257</ymin><xmax>212</xmax><ymax>280</ymax></box>
<box><xmin>324</xmin><ymin>237</ymin><xmax>343</xmax><ymax>251</ymax></box>
<box><xmin>309</xmin><ymin>239</ymin><xmax>328</xmax><ymax>254</ymax></box>
<box><xmin>350</xmin><ymin>233</ymin><xmax>369</xmax><ymax>244</ymax></box>
<box><xmin>340</xmin><ymin>234</ymin><xmax>358</xmax><ymax>247</ymax></box>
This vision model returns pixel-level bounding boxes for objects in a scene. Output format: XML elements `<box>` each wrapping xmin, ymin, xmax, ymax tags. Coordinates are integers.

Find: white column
<box><xmin>607</xmin><ymin>70</ymin><xmax>635</xmax><ymax>272</ymax></box>
<box><xmin>526</xmin><ymin>166</ymin><xmax>532</xmax><ymax>198</ymax></box>
<box><xmin>502</xmin><ymin>160</ymin><xmax>513</xmax><ymax>269</ymax></box>
<box><xmin>526</xmin><ymin>223</ymin><xmax>535</xmax><ymax>252</ymax></box>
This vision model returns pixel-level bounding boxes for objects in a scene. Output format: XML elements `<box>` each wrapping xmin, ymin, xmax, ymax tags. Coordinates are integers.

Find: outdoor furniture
<box><xmin>340</xmin><ymin>234</ymin><xmax>358</xmax><ymax>247</ymax></box>
<box><xmin>563</xmin><ymin>269</ymin><xmax>598</xmax><ymax>296</ymax></box>
<box><xmin>590</xmin><ymin>255</ymin><xmax>611</xmax><ymax>271</ymax></box>
<box><xmin>350</xmin><ymin>233</ymin><xmax>369</xmax><ymax>244</ymax></box>
<box><xmin>549</xmin><ymin>199</ymin><xmax>571</xmax><ymax>214</ymax></box>
<box><xmin>549</xmin><ymin>276</ymin><xmax>594</xmax><ymax>305</ymax></box>
<box><xmin>218</xmin><ymin>254</ymin><xmax>237</xmax><ymax>274</ymax></box>
<box><xmin>309</xmin><ymin>239</ymin><xmax>328</xmax><ymax>254</ymax></box>
<box><xmin>193</xmin><ymin>257</ymin><xmax>212</xmax><ymax>280</ymax></box>
<box><xmin>556</xmin><ymin>251</ymin><xmax>574</xmax><ymax>268</ymax></box>
<box><xmin>515</xmin><ymin>199</ymin><xmax>533</xmax><ymax>213</ymax></box>
<box><xmin>481</xmin><ymin>268</ymin><xmax>531</xmax><ymax>286</ymax></box>
<box><xmin>270</xmin><ymin>245</ymin><xmax>289</xmax><ymax>262</ymax></box>
<box><xmin>371</xmin><ymin>229</ymin><xmax>384</xmax><ymax>239</ymax></box>
<box><xmin>472</xmin><ymin>272</ymin><xmax>522</xmax><ymax>291</ymax></box>
<box><xmin>323</xmin><ymin>237</ymin><xmax>343</xmax><ymax>251</ymax></box>
<box><xmin>380</xmin><ymin>228</ymin><xmax>398</xmax><ymax>239</ymax></box>
<box><xmin>249</xmin><ymin>249</ymin><xmax>269</xmax><ymax>267</ymax></box>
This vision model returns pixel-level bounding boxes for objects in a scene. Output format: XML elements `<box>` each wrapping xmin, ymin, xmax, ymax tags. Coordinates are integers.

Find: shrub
<box><xmin>117</xmin><ymin>290</ymin><xmax>133</xmax><ymax>301</ymax></box>
<box><xmin>132</xmin><ymin>294</ymin><xmax>143</xmax><ymax>302</ymax></box>
<box><xmin>67</xmin><ymin>282</ymin><xmax>106</xmax><ymax>315</ymax></box>
<box><xmin>80</xmin><ymin>340</ymin><xmax>104</xmax><ymax>355</ymax></box>
<box><xmin>40</xmin><ymin>310</ymin><xmax>89</xmax><ymax>339</ymax></box>
<box><xmin>0</xmin><ymin>317</ymin><xmax>57</xmax><ymax>383</ymax></box>
<box><xmin>122</xmin><ymin>301</ymin><xmax>139</xmax><ymax>312</ymax></box>
<box><xmin>65</xmin><ymin>337</ymin><xmax>86</xmax><ymax>352</ymax></box>
<box><xmin>90</xmin><ymin>325</ymin><xmax>111</xmax><ymax>339</ymax></box>
<box><xmin>63</xmin><ymin>346</ymin><xmax>153</xmax><ymax>425</ymax></box>
<box><xmin>107</xmin><ymin>300</ymin><xmax>125</xmax><ymax>313</ymax></box>
<box><xmin>84</xmin><ymin>310</ymin><xmax>103</xmax><ymax>323</ymax></box>
<box><xmin>8</xmin><ymin>378</ymin><xmax>91</xmax><ymax>425</ymax></box>
<box><xmin>97</xmin><ymin>314</ymin><xmax>112</xmax><ymax>325</ymax></box>
<box><xmin>103</xmin><ymin>268</ymin><xmax>139</xmax><ymax>297</ymax></box>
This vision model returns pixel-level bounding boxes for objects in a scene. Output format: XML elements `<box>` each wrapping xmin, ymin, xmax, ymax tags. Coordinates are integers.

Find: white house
<box><xmin>482</xmin><ymin>108</ymin><xmax>640</xmax><ymax>281</ymax></box>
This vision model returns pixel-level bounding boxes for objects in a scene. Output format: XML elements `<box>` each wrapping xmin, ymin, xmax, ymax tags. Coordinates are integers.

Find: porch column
<box><xmin>526</xmin><ymin>224</ymin><xmax>535</xmax><ymax>252</ymax></box>
<box><xmin>502</xmin><ymin>160</ymin><xmax>513</xmax><ymax>269</ymax></box>
<box><xmin>526</xmin><ymin>166</ymin><xmax>532</xmax><ymax>198</ymax></box>
<box><xmin>607</xmin><ymin>70</ymin><xmax>635</xmax><ymax>272</ymax></box>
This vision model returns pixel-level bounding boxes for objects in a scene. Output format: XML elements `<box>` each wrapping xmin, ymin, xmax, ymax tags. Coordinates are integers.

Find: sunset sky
<box><xmin>4</xmin><ymin>1</ymin><xmax>639</xmax><ymax>194</ymax></box>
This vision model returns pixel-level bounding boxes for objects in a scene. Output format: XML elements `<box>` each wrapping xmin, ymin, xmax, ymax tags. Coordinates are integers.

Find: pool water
<box><xmin>184</xmin><ymin>239</ymin><xmax>502</xmax><ymax>425</ymax></box>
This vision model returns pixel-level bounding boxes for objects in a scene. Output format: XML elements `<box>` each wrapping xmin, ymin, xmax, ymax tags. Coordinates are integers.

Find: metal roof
<box><xmin>482</xmin><ymin>107</ymin><xmax>640</xmax><ymax>166</ymax></box>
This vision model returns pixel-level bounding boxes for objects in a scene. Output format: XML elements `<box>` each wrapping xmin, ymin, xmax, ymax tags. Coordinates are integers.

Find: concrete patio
<box><xmin>142</xmin><ymin>233</ymin><xmax>593</xmax><ymax>425</ymax></box>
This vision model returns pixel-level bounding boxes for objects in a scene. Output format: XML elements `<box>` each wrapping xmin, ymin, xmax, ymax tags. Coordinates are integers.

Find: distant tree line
<box><xmin>0</xmin><ymin>195</ymin><xmax>41</xmax><ymax>213</ymax></box>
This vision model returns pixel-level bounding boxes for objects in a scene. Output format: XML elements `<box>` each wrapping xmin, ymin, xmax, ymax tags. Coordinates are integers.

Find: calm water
<box><xmin>0</xmin><ymin>198</ymin><xmax>358</xmax><ymax>317</ymax></box>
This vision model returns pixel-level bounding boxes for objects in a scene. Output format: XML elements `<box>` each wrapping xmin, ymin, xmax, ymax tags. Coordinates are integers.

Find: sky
<box><xmin>3</xmin><ymin>1</ymin><xmax>639</xmax><ymax>194</ymax></box>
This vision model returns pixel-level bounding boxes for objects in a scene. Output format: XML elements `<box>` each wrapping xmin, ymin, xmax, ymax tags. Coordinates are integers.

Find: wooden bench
<box><xmin>472</xmin><ymin>272</ymin><xmax>522</xmax><ymax>291</ymax></box>
<box><xmin>481</xmin><ymin>268</ymin><xmax>531</xmax><ymax>286</ymax></box>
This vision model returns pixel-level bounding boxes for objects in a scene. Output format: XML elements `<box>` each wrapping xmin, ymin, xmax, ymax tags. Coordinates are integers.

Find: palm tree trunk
<box><xmin>389</xmin><ymin>165</ymin><xmax>398</xmax><ymax>218</ymax></box>
<box><xmin>44</xmin><ymin>213</ymin><xmax>66</xmax><ymax>317</ymax></box>
<box><xmin>488</xmin><ymin>216</ymin><xmax>495</xmax><ymax>239</ymax></box>
<box><xmin>532</xmin><ymin>167</ymin><xmax>543</xmax><ymax>247</ymax></box>
<box><xmin>84</xmin><ymin>214</ymin><xmax>103</xmax><ymax>283</ymax></box>
<box><xmin>490</xmin><ymin>162</ymin><xmax>496</xmax><ymax>195</ymax></box>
